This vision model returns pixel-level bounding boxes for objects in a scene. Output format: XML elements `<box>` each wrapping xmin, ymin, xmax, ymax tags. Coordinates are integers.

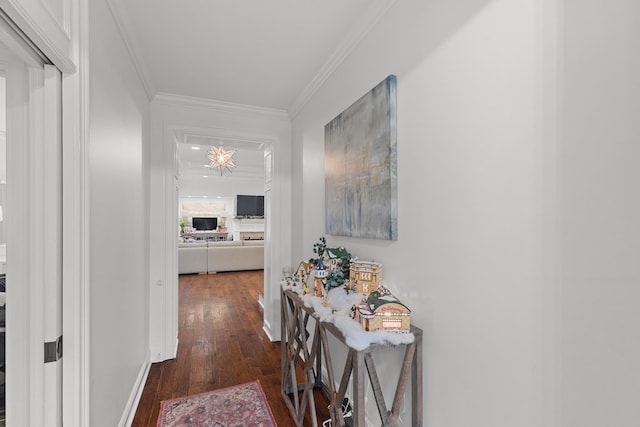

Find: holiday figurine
<box><xmin>314</xmin><ymin>259</ymin><xmax>327</xmax><ymax>299</ymax></box>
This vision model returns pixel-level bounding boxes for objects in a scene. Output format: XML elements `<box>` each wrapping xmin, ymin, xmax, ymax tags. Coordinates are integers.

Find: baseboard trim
<box><xmin>262</xmin><ymin>319</ymin><xmax>277</xmax><ymax>342</ymax></box>
<box><xmin>119</xmin><ymin>350</ymin><xmax>151</xmax><ymax>427</ymax></box>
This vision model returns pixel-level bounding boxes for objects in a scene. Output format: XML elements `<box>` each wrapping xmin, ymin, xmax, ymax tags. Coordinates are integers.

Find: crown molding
<box><xmin>153</xmin><ymin>92</ymin><xmax>290</xmax><ymax>119</ymax></box>
<box><xmin>105</xmin><ymin>0</ymin><xmax>156</xmax><ymax>100</ymax></box>
<box><xmin>288</xmin><ymin>0</ymin><xmax>397</xmax><ymax>119</ymax></box>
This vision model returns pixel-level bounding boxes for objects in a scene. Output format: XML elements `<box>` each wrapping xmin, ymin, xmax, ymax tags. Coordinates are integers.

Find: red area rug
<box><xmin>157</xmin><ymin>380</ymin><xmax>277</xmax><ymax>427</ymax></box>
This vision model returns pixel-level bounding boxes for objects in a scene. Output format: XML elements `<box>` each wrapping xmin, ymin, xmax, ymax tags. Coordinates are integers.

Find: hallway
<box><xmin>132</xmin><ymin>271</ymin><xmax>329</xmax><ymax>426</ymax></box>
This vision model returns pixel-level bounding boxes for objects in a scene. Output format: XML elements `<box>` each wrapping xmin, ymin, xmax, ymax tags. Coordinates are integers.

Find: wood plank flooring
<box><xmin>132</xmin><ymin>270</ymin><xmax>329</xmax><ymax>426</ymax></box>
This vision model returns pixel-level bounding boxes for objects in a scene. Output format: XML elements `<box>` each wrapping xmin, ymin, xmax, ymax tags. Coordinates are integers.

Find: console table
<box><xmin>180</xmin><ymin>231</ymin><xmax>228</xmax><ymax>241</ymax></box>
<box><xmin>280</xmin><ymin>288</ymin><xmax>423</xmax><ymax>427</ymax></box>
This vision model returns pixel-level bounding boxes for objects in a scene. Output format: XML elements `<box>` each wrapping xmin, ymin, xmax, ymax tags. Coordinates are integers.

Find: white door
<box><xmin>0</xmin><ymin>32</ymin><xmax>63</xmax><ymax>426</ymax></box>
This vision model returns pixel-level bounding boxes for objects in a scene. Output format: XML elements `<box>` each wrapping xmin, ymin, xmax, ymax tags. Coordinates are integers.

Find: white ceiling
<box><xmin>108</xmin><ymin>0</ymin><xmax>395</xmax><ymax>112</ymax></box>
<box><xmin>108</xmin><ymin>0</ymin><xmax>395</xmax><ymax>183</ymax></box>
<box><xmin>177</xmin><ymin>133</ymin><xmax>266</xmax><ymax>180</ymax></box>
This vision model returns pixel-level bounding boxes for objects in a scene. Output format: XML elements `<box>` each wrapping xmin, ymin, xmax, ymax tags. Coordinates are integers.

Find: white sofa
<box><xmin>178</xmin><ymin>242</ymin><xmax>208</xmax><ymax>274</ymax></box>
<box><xmin>178</xmin><ymin>239</ymin><xmax>264</xmax><ymax>274</ymax></box>
<box><xmin>207</xmin><ymin>240</ymin><xmax>264</xmax><ymax>273</ymax></box>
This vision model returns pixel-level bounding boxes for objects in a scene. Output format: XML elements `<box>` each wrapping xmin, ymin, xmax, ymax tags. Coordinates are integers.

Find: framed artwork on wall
<box><xmin>324</xmin><ymin>74</ymin><xmax>398</xmax><ymax>241</ymax></box>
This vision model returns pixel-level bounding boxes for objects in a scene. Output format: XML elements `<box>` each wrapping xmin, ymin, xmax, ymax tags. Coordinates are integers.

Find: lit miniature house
<box><xmin>314</xmin><ymin>260</ymin><xmax>327</xmax><ymax>298</ymax></box>
<box><xmin>349</xmin><ymin>260</ymin><xmax>383</xmax><ymax>295</ymax></box>
<box><xmin>354</xmin><ymin>290</ymin><xmax>411</xmax><ymax>332</ymax></box>
<box><xmin>294</xmin><ymin>260</ymin><xmax>312</xmax><ymax>287</ymax></box>
<box><xmin>324</xmin><ymin>247</ymin><xmax>351</xmax><ymax>272</ymax></box>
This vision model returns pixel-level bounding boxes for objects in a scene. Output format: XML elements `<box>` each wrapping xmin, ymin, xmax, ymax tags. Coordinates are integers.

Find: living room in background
<box><xmin>175</xmin><ymin>133</ymin><xmax>267</xmax><ymax>277</ymax></box>
<box><xmin>176</xmin><ymin>133</ymin><xmax>266</xmax><ymax>241</ymax></box>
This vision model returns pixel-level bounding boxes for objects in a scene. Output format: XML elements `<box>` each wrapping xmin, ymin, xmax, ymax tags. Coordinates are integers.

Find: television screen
<box><xmin>236</xmin><ymin>195</ymin><xmax>264</xmax><ymax>217</ymax></box>
<box><xmin>192</xmin><ymin>217</ymin><xmax>217</xmax><ymax>230</ymax></box>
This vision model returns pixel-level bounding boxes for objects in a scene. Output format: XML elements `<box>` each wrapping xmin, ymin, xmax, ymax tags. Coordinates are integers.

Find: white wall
<box><xmin>149</xmin><ymin>97</ymin><xmax>291</xmax><ymax>360</ymax></box>
<box><xmin>0</xmin><ymin>75</ymin><xmax>5</xmax><ymax>182</ymax></box>
<box><xmin>0</xmin><ymin>76</ymin><xmax>5</xmax><ymax>244</ymax></box>
<box><xmin>179</xmin><ymin>176</ymin><xmax>263</xmax><ymax>200</ymax></box>
<box><xmin>292</xmin><ymin>0</ymin><xmax>640</xmax><ymax>425</ymax></box>
<box><xmin>89</xmin><ymin>0</ymin><xmax>150</xmax><ymax>425</ymax></box>
<box><xmin>558</xmin><ymin>1</ymin><xmax>640</xmax><ymax>425</ymax></box>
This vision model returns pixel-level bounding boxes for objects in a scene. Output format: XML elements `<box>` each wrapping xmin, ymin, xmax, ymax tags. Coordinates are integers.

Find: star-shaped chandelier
<box><xmin>207</xmin><ymin>146</ymin><xmax>236</xmax><ymax>176</ymax></box>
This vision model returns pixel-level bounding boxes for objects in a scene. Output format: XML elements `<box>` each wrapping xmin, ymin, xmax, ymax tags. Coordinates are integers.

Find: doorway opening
<box><xmin>175</xmin><ymin>133</ymin><xmax>267</xmax><ymax>296</ymax></box>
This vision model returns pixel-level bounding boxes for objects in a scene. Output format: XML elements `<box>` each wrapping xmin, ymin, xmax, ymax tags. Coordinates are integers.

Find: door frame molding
<box><xmin>60</xmin><ymin>1</ymin><xmax>90</xmax><ymax>424</ymax></box>
<box><xmin>0</xmin><ymin>0</ymin><xmax>77</xmax><ymax>74</ymax></box>
<box><xmin>1</xmin><ymin>0</ymin><xmax>90</xmax><ymax>425</ymax></box>
<box><xmin>151</xmin><ymin>117</ymin><xmax>290</xmax><ymax>362</ymax></box>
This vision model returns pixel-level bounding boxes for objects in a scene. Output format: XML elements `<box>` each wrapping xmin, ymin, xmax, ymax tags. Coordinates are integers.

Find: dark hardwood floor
<box><xmin>132</xmin><ymin>270</ymin><xmax>329</xmax><ymax>426</ymax></box>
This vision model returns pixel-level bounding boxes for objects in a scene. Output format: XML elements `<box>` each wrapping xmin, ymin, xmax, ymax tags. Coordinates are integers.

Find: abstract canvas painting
<box><xmin>325</xmin><ymin>75</ymin><xmax>397</xmax><ymax>241</ymax></box>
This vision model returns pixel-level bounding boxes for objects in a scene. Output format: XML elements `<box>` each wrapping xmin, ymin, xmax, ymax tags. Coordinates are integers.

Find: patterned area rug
<box><xmin>157</xmin><ymin>380</ymin><xmax>277</xmax><ymax>427</ymax></box>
